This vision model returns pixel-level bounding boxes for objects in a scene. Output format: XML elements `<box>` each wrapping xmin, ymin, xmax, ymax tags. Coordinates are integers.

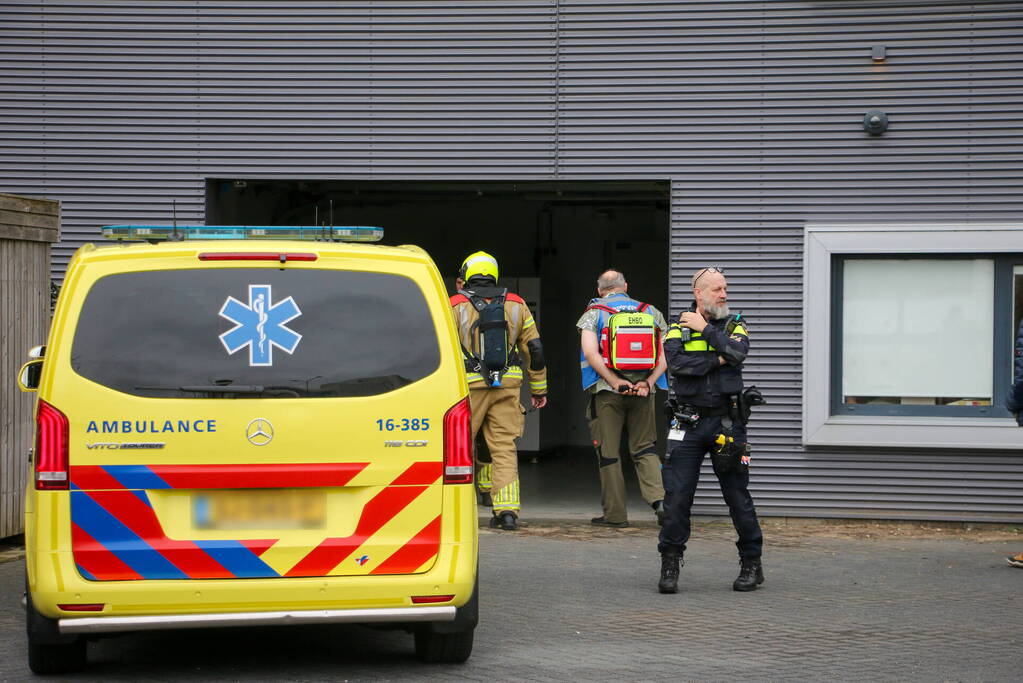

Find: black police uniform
<box><xmin>657</xmin><ymin>310</ymin><xmax>763</xmax><ymax>560</ymax></box>
<box><xmin>1006</xmin><ymin>317</ymin><xmax>1023</xmax><ymax>425</ymax></box>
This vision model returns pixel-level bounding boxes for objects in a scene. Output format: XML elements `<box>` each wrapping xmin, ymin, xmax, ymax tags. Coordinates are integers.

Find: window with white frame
<box><xmin>803</xmin><ymin>224</ymin><xmax>1023</xmax><ymax>449</ymax></box>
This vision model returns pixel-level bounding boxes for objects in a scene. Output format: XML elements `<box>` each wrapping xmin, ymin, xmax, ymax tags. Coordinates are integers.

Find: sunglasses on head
<box><xmin>692</xmin><ymin>267</ymin><xmax>724</xmax><ymax>287</ymax></box>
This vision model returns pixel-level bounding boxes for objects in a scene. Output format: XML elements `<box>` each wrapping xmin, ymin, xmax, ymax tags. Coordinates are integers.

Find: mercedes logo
<box><xmin>245</xmin><ymin>418</ymin><xmax>274</xmax><ymax>446</ymax></box>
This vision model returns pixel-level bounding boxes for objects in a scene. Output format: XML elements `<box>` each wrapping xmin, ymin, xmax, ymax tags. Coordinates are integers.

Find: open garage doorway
<box><xmin>208</xmin><ymin>179</ymin><xmax>671</xmax><ymax>455</ymax></box>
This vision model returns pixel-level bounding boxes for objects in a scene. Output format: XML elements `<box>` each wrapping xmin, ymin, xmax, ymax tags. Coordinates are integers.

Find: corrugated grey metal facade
<box><xmin>2</xmin><ymin>0</ymin><xmax>560</xmax><ymax>268</ymax></box>
<box><xmin>2</xmin><ymin>1</ymin><xmax>1022</xmax><ymax>522</ymax></box>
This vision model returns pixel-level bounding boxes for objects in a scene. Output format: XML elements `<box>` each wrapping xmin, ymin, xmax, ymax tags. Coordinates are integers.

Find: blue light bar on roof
<box><xmin>101</xmin><ymin>225</ymin><xmax>384</xmax><ymax>242</ymax></box>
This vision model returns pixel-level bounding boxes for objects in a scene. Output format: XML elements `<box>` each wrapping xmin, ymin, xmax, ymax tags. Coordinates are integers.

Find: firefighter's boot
<box><xmin>476</xmin><ymin>463</ymin><xmax>493</xmax><ymax>507</ymax></box>
<box><xmin>732</xmin><ymin>557</ymin><xmax>764</xmax><ymax>591</ymax></box>
<box><xmin>489</xmin><ymin>511</ymin><xmax>517</xmax><ymax>531</ymax></box>
<box><xmin>658</xmin><ymin>552</ymin><xmax>681</xmax><ymax>594</ymax></box>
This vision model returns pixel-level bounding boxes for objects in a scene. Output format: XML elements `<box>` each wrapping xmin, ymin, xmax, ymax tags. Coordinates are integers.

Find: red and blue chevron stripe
<box><xmin>71</xmin><ymin>462</ymin><xmax>369</xmax><ymax>490</ymax></box>
<box><xmin>69</xmin><ymin>462</ymin><xmax>442</xmax><ymax>581</ymax></box>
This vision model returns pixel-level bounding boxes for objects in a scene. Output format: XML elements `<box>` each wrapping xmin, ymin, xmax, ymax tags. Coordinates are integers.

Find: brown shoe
<box><xmin>1007</xmin><ymin>552</ymin><xmax>1023</xmax><ymax>568</ymax></box>
<box><xmin>591</xmin><ymin>516</ymin><xmax>629</xmax><ymax>528</ymax></box>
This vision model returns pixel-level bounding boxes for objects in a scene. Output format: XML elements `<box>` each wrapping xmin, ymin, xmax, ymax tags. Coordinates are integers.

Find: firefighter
<box><xmin>577</xmin><ymin>269</ymin><xmax>668</xmax><ymax>528</ymax></box>
<box><xmin>451</xmin><ymin>251</ymin><xmax>548</xmax><ymax>530</ymax></box>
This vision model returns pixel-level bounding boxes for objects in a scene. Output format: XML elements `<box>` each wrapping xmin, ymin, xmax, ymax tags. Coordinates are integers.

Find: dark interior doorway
<box><xmin>207</xmin><ymin>179</ymin><xmax>671</xmax><ymax>453</ymax></box>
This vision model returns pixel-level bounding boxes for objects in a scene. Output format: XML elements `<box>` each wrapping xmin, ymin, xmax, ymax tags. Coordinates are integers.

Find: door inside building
<box><xmin>208</xmin><ymin>179</ymin><xmax>671</xmax><ymax>454</ymax></box>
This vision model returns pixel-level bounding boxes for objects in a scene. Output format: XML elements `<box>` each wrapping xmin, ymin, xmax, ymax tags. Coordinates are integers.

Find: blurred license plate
<box><xmin>194</xmin><ymin>489</ymin><xmax>326</xmax><ymax>530</ymax></box>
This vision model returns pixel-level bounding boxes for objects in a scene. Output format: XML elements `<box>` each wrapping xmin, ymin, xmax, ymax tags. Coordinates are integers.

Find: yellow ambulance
<box><xmin>18</xmin><ymin>225</ymin><xmax>478</xmax><ymax>674</ymax></box>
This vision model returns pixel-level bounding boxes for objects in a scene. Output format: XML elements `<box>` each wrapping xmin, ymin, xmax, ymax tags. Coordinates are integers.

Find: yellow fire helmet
<box><xmin>459</xmin><ymin>250</ymin><xmax>499</xmax><ymax>282</ymax></box>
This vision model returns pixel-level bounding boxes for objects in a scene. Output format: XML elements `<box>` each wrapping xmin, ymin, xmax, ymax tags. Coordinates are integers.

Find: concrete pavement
<box><xmin>1</xmin><ymin>452</ymin><xmax>1021</xmax><ymax>680</ymax></box>
<box><xmin>3</xmin><ymin>520</ymin><xmax>1022</xmax><ymax>680</ymax></box>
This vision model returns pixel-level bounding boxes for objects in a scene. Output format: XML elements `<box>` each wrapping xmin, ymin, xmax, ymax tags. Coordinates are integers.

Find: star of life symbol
<box><xmin>219</xmin><ymin>285</ymin><xmax>302</xmax><ymax>366</ymax></box>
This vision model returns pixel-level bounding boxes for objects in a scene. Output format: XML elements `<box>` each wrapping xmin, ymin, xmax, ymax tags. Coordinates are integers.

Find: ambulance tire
<box><xmin>413</xmin><ymin>575</ymin><xmax>477</xmax><ymax>663</ymax></box>
<box><xmin>25</xmin><ymin>588</ymin><xmax>87</xmax><ymax>674</ymax></box>
<box><xmin>28</xmin><ymin>638</ymin><xmax>87</xmax><ymax>676</ymax></box>
<box><xmin>414</xmin><ymin>625</ymin><xmax>474</xmax><ymax>664</ymax></box>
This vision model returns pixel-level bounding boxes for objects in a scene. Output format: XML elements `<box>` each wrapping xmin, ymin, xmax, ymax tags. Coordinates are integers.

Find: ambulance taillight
<box><xmin>443</xmin><ymin>397</ymin><xmax>473</xmax><ymax>485</ymax></box>
<box><xmin>35</xmin><ymin>400</ymin><xmax>69</xmax><ymax>490</ymax></box>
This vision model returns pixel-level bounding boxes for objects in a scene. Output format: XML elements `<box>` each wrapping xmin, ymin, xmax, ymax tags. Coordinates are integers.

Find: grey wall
<box><xmin>551</xmin><ymin>1</ymin><xmax>1023</xmax><ymax>521</ymax></box>
<box><xmin>3</xmin><ymin>0</ymin><xmax>561</xmax><ymax>271</ymax></box>
<box><xmin>3</xmin><ymin>1</ymin><xmax>1022</xmax><ymax>521</ymax></box>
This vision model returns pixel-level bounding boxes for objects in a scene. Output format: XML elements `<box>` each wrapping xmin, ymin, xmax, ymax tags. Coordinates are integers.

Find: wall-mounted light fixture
<box><xmin>863</xmin><ymin>110</ymin><xmax>889</xmax><ymax>135</ymax></box>
<box><xmin>872</xmin><ymin>45</ymin><xmax>886</xmax><ymax>62</ymax></box>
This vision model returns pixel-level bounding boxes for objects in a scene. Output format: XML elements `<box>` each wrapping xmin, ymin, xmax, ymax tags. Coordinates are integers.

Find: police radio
<box><xmin>677</xmin><ymin>304</ymin><xmax>696</xmax><ymax>343</ymax></box>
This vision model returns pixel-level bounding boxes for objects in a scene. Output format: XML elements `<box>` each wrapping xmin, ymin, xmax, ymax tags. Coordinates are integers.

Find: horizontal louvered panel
<box><xmin>743</xmin><ymin>476</ymin><xmax>1023</xmax><ymax>489</ymax></box>
<box><xmin>622</xmin><ymin>0</ymin><xmax>1023</xmax><ymax>522</ymax></box>
<box><xmin>0</xmin><ymin>0</ymin><xmax>561</xmax><ymax>230</ymax></box>
<box><xmin>3</xmin><ymin>0</ymin><xmax>1022</xmax><ymax>523</ymax></box>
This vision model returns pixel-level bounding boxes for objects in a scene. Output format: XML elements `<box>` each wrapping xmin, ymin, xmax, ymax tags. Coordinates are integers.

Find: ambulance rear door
<box><xmin>60</xmin><ymin>261</ymin><xmax>457</xmax><ymax>581</ymax></box>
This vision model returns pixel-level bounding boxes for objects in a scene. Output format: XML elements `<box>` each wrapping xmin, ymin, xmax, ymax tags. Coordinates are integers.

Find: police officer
<box><xmin>657</xmin><ymin>267</ymin><xmax>764</xmax><ymax>593</ymax></box>
<box><xmin>578</xmin><ymin>269</ymin><xmax>668</xmax><ymax>527</ymax></box>
<box><xmin>451</xmin><ymin>251</ymin><xmax>548</xmax><ymax>530</ymax></box>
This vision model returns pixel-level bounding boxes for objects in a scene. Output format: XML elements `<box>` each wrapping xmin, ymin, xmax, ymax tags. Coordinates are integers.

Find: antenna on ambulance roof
<box><xmin>169</xmin><ymin>200</ymin><xmax>182</xmax><ymax>241</ymax></box>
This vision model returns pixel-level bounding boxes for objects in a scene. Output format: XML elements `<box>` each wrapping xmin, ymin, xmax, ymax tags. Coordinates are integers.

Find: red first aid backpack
<box><xmin>587</xmin><ymin>302</ymin><xmax>659</xmax><ymax>372</ymax></box>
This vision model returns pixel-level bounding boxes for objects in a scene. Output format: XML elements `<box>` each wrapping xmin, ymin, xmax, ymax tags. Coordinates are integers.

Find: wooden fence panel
<box><xmin>1</xmin><ymin>193</ymin><xmax>57</xmax><ymax>539</ymax></box>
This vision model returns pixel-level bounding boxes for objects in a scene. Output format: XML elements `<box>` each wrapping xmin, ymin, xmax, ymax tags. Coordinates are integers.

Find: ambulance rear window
<box><xmin>71</xmin><ymin>268</ymin><xmax>441</xmax><ymax>398</ymax></box>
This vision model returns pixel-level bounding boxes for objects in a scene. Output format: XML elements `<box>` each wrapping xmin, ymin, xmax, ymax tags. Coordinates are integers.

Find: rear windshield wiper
<box><xmin>135</xmin><ymin>385</ymin><xmax>303</xmax><ymax>397</ymax></box>
<box><xmin>193</xmin><ymin>385</ymin><xmax>306</xmax><ymax>397</ymax></box>
<box><xmin>179</xmin><ymin>385</ymin><xmax>266</xmax><ymax>394</ymax></box>
<box><xmin>134</xmin><ymin>384</ymin><xmax>266</xmax><ymax>394</ymax></box>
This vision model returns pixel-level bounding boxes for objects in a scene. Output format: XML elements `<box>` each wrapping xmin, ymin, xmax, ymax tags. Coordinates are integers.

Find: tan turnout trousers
<box><xmin>452</xmin><ymin>290</ymin><xmax>545</xmax><ymax>517</ymax></box>
<box><xmin>469</xmin><ymin>386</ymin><xmax>525</xmax><ymax>514</ymax></box>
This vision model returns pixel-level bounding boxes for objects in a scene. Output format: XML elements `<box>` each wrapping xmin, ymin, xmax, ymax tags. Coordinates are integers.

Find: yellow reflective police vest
<box><xmin>665</xmin><ymin>320</ymin><xmax>748</xmax><ymax>351</ymax></box>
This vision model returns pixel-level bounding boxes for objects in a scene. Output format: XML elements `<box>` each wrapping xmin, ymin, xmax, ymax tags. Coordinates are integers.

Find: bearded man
<box><xmin>656</xmin><ymin>267</ymin><xmax>765</xmax><ymax>595</ymax></box>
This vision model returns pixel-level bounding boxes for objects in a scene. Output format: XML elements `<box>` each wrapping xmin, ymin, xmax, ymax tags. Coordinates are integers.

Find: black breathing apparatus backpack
<box><xmin>456</xmin><ymin>286</ymin><xmax>510</xmax><ymax>387</ymax></box>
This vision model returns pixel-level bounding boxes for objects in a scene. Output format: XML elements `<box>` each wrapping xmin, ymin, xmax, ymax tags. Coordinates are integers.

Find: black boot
<box><xmin>488</xmin><ymin>511</ymin><xmax>517</xmax><ymax>531</ymax></box>
<box><xmin>658</xmin><ymin>552</ymin><xmax>681</xmax><ymax>594</ymax></box>
<box><xmin>732</xmin><ymin>557</ymin><xmax>764</xmax><ymax>592</ymax></box>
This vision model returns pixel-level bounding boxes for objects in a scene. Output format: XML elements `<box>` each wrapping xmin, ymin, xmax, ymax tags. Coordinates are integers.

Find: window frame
<box><xmin>831</xmin><ymin>254</ymin><xmax>1010</xmax><ymax>418</ymax></box>
<box><xmin>803</xmin><ymin>222</ymin><xmax>1023</xmax><ymax>449</ymax></box>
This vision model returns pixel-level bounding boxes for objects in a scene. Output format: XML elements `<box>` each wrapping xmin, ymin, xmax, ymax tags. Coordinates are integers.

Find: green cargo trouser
<box><xmin>588</xmin><ymin>390</ymin><xmax>664</xmax><ymax>525</ymax></box>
